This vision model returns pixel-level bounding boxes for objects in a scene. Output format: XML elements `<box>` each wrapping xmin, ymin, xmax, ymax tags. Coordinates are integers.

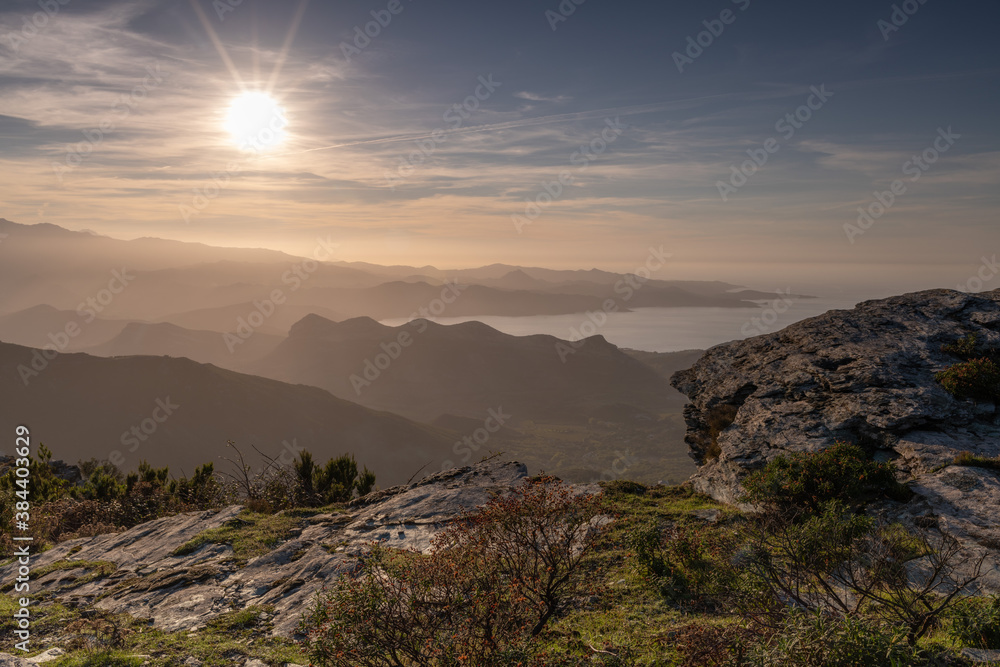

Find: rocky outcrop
<box><xmin>0</xmin><ymin>460</ymin><xmax>530</xmax><ymax>638</ymax></box>
<box><xmin>671</xmin><ymin>289</ymin><xmax>1000</xmax><ymax>585</ymax></box>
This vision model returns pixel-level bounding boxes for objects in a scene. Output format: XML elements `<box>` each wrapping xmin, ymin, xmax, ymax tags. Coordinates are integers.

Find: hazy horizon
<box><xmin>0</xmin><ymin>0</ymin><xmax>997</xmax><ymax>294</ymax></box>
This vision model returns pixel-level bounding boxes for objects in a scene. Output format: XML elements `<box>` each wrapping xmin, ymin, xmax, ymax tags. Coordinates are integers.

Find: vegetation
<box><xmin>172</xmin><ymin>510</ymin><xmax>307</xmax><ymax>563</ymax></box>
<box><xmin>0</xmin><ymin>442</ymin><xmax>376</xmax><ymax>551</ymax></box>
<box><xmin>303</xmin><ymin>478</ymin><xmax>604</xmax><ymax>666</ymax></box>
<box><xmin>935</xmin><ymin>357</ymin><xmax>1000</xmax><ymax>403</ymax></box>
<box><xmin>4</xmin><ymin>441</ymin><xmax>998</xmax><ymax>665</ymax></box>
<box><xmin>949</xmin><ymin>595</ymin><xmax>1000</xmax><ymax>649</ymax></box>
<box><xmin>952</xmin><ymin>450</ymin><xmax>1000</xmax><ymax>473</ymax></box>
<box><xmin>0</xmin><ymin>597</ymin><xmax>308</xmax><ymax>666</ymax></box>
<box><xmin>740</xmin><ymin>441</ymin><xmax>908</xmax><ymax>515</ymax></box>
<box><xmin>937</xmin><ymin>333</ymin><xmax>1000</xmax><ymax>403</ymax></box>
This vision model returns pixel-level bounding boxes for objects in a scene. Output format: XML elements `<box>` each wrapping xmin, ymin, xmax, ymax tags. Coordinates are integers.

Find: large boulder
<box><xmin>671</xmin><ymin>289</ymin><xmax>1000</xmax><ymax>585</ymax></box>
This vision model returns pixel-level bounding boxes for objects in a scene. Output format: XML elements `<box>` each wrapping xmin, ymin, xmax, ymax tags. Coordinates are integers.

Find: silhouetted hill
<box><xmin>0</xmin><ymin>304</ymin><xmax>134</xmax><ymax>350</ymax></box>
<box><xmin>83</xmin><ymin>321</ymin><xmax>284</xmax><ymax>368</ymax></box>
<box><xmin>251</xmin><ymin>314</ymin><xmax>678</xmax><ymax>423</ymax></box>
<box><xmin>0</xmin><ymin>340</ymin><xmax>454</xmax><ymax>485</ymax></box>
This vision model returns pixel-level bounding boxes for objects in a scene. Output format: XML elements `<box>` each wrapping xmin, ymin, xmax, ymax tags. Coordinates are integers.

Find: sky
<box><xmin>0</xmin><ymin>0</ymin><xmax>998</xmax><ymax>294</ymax></box>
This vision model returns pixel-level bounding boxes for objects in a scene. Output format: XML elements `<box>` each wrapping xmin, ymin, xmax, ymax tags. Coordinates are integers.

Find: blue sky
<box><xmin>0</xmin><ymin>0</ymin><xmax>998</xmax><ymax>292</ymax></box>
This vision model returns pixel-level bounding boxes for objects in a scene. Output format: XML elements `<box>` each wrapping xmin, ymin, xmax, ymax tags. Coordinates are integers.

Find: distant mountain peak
<box><xmin>289</xmin><ymin>314</ymin><xmax>388</xmax><ymax>339</ymax></box>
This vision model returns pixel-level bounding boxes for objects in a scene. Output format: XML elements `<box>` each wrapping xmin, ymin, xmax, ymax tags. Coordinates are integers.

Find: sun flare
<box><xmin>224</xmin><ymin>92</ymin><xmax>287</xmax><ymax>150</ymax></box>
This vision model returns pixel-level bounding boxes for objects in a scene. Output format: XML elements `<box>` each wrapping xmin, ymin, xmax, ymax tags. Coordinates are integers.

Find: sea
<box><xmin>380</xmin><ymin>294</ymin><xmax>868</xmax><ymax>353</ymax></box>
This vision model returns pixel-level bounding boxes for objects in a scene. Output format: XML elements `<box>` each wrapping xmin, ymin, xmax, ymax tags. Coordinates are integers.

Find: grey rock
<box><xmin>671</xmin><ymin>289</ymin><xmax>1000</xmax><ymax>586</ymax></box>
<box><xmin>0</xmin><ymin>460</ymin><xmax>532</xmax><ymax>637</ymax></box>
<box><xmin>0</xmin><ymin>655</ymin><xmax>33</xmax><ymax>667</ymax></box>
<box><xmin>690</xmin><ymin>508</ymin><xmax>721</xmax><ymax>523</ymax></box>
<box><xmin>25</xmin><ymin>648</ymin><xmax>64</xmax><ymax>664</ymax></box>
<box><xmin>961</xmin><ymin>647</ymin><xmax>1000</xmax><ymax>663</ymax></box>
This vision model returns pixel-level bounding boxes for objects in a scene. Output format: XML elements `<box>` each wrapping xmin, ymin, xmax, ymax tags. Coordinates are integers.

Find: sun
<box><xmin>224</xmin><ymin>92</ymin><xmax>288</xmax><ymax>150</ymax></box>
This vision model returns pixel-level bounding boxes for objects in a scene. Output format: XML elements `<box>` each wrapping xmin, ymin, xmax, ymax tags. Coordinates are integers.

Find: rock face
<box><xmin>671</xmin><ymin>289</ymin><xmax>1000</xmax><ymax>585</ymax></box>
<box><xmin>0</xmin><ymin>460</ymin><xmax>529</xmax><ymax>637</ymax></box>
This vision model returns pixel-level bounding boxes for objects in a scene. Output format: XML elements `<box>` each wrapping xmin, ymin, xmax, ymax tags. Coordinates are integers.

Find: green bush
<box><xmin>627</xmin><ymin>521</ymin><xmax>738</xmax><ymax>610</ymax></box>
<box><xmin>293</xmin><ymin>452</ymin><xmax>376</xmax><ymax>506</ymax></box>
<box><xmin>949</xmin><ymin>595</ymin><xmax>1000</xmax><ymax>649</ymax></box>
<box><xmin>935</xmin><ymin>358</ymin><xmax>1000</xmax><ymax>403</ymax></box>
<box><xmin>941</xmin><ymin>333</ymin><xmax>982</xmax><ymax>360</ymax></box>
<box><xmin>741</xmin><ymin>442</ymin><xmax>905</xmax><ymax>515</ymax></box>
<box><xmin>746</xmin><ymin>610</ymin><xmax>940</xmax><ymax>667</ymax></box>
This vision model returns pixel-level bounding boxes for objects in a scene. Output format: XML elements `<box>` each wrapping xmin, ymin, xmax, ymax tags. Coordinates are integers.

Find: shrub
<box><xmin>627</xmin><ymin>522</ymin><xmax>736</xmax><ymax>609</ymax></box>
<box><xmin>742</xmin><ymin>501</ymin><xmax>987</xmax><ymax>645</ymax></box>
<box><xmin>941</xmin><ymin>333</ymin><xmax>982</xmax><ymax>360</ymax></box>
<box><xmin>936</xmin><ymin>357</ymin><xmax>1000</xmax><ymax>403</ymax></box>
<box><xmin>745</xmin><ymin>610</ymin><xmax>935</xmax><ymax>667</ymax></box>
<box><xmin>303</xmin><ymin>478</ymin><xmax>604</xmax><ymax>666</ymax></box>
<box><xmin>741</xmin><ymin>442</ymin><xmax>904</xmax><ymax>515</ymax></box>
<box><xmin>949</xmin><ymin>595</ymin><xmax>1000</xmax><ymax>649</ymax></box>
<box><xmin>701</xmin><ymin>404</ymin><xmax>738</xmax><ymax>462</ymax></box>
<box><xmin>299</xmin><ymin>452</ymin><xmax>376</xmax><ymax>505</ymax></box>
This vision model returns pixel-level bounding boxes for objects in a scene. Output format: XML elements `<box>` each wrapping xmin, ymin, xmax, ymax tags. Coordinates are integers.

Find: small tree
<box><xmin>742</xmin><ymin>501</ymin><xmax>987</xmax><ymax>645</ymax></box>
<box><xmin>303</xmin><ymin>478</ymin><xmax>604</xmax><ymax>666</ymax></box>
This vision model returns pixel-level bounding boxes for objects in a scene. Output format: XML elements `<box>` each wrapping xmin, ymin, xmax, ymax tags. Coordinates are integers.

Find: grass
<box><xmin>953</xmin><ymin>451</ymin><xmax>1000</xmax><ymax>473</ymax></box>
<box><xmin>524</xmin><ymin>482</ymin><xmax>736</xmax><ymax>663</ymax></box>
<box><xmin>0</xmin><ymin>595</ymin><xmax>310</xmax><ymax>667</ymax></box>
<box><xmin>0</xmin><ymin>560</ymin><xmax>116</xmax><ymax>594</ymax></box>
<box><xmin>5</xmin><ymin>480</ymin><xmax>994</xmax><ymax>665</ymax></box>
<box><xmin>171</xmin><ymin>509</ymin><xmax>310</xmax><ymax>563</ymax></box>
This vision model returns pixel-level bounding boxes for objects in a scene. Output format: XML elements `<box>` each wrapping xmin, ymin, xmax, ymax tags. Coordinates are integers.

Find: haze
<box><xmin>0</xmin><ymin>0</ymin><xmax>997</xmax><ymax>293</ymax></box>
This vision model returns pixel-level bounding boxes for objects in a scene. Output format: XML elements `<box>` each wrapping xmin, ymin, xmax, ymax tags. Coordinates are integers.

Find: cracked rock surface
<box><xmin>0</xmin><ymin>460</ymin><xmax>529</xmax><ymax>637</ymax></box>
<box><xmin>671</xmin><ymin>289</ymin><xmax>1000</xmax><ymax>587</ymax></box>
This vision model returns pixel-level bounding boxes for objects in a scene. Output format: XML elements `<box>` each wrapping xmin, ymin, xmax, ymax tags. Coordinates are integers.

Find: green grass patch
<box><xmin>0</xmin><ymin>560</ymin><xmax>116</xmax><ymax>593</ymax></box>
<box><xmin>953</xmin><ymin>451</ymin><xmax>1000</xmax><ymax>473</ymax></box>
<box><xmin>1</xmin><ymin>595</ymin><xmax>309</xmax><ymax>667</ymax></box>
<box><xmin>171</xmin><ymin>510</ymin><xmax>303</xmax><ymax>563</ymax></box>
